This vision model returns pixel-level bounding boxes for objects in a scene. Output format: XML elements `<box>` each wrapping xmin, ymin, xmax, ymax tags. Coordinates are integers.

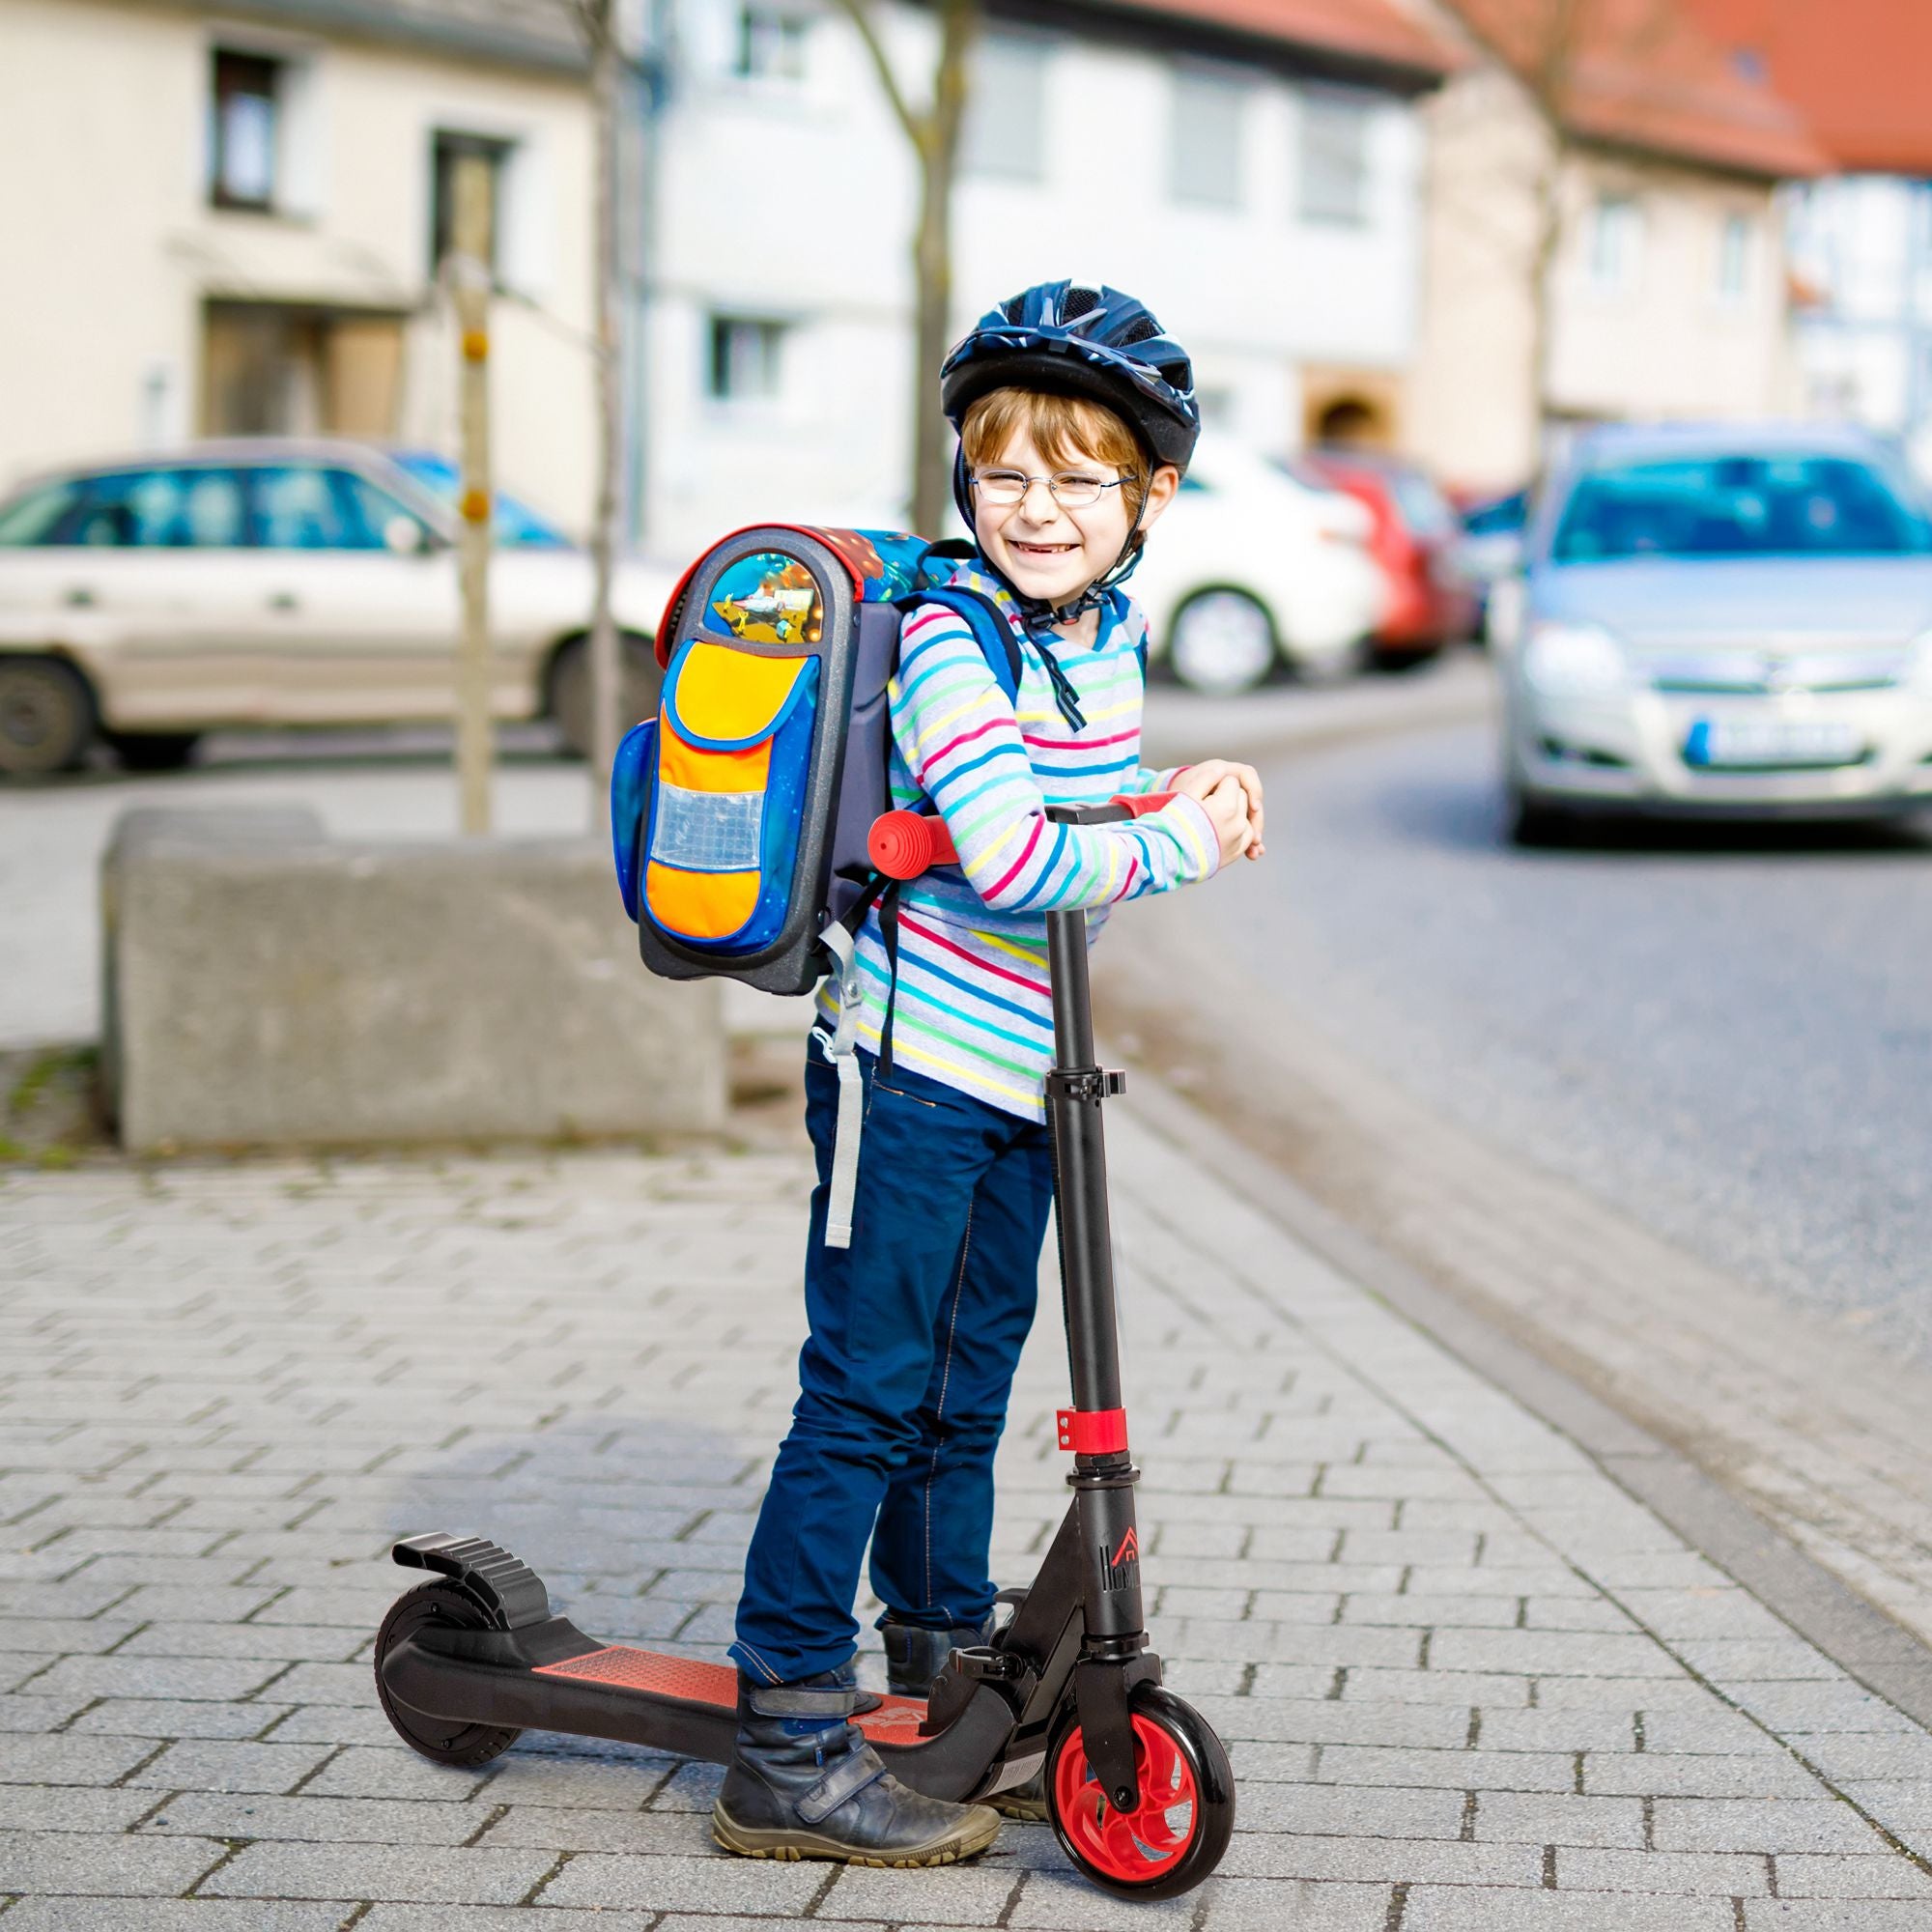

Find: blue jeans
<box><xmin>730</xmin><ymin>1039</ymin><xmax>1055</xmax><ymax>1686</ymax></box>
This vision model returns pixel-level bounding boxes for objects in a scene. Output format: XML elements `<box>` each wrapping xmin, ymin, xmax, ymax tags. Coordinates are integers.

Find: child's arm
<box><xmin>891</xmin><ymin>605</ymin><xmax>1222</xmax><ymax>913</ymax></box>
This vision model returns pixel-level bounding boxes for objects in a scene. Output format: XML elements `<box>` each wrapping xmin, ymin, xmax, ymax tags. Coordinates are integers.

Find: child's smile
<box><xmin>973</xmin><ymin>429</ymin><xmax>1135</xmax><ymax>624</ymax></box>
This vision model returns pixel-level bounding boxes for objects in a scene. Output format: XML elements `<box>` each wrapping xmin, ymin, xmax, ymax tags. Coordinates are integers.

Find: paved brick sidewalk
<box><xmin>4</xmin><ymin>1097</ymin><xmax>1931</xmax><ymax>1930</ymax></box>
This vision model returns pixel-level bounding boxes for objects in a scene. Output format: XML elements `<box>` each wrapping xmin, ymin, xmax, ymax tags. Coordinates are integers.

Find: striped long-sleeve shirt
<box><xmin>813</xmin><ymin>591</ymin><xmax>1220</xmax><ymax>1120</ymax></box>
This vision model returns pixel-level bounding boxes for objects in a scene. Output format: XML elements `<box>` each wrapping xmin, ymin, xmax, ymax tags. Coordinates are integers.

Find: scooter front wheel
<box><xmin>374</xmin><ymin>1580</ymin><xmax>524</xmax><ymax>1769</ymax></box>
<box><xmin>1046</xmin><ymin>1685</ymin><xmax>1235</xmax><ymax>1899</ymax></box>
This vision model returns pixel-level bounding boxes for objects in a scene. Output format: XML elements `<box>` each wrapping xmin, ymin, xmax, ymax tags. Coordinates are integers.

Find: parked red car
<box><xmin>1297</xmin><ymin>450</ymin><xmax>1480</xmax><ymax>666</ymax></box>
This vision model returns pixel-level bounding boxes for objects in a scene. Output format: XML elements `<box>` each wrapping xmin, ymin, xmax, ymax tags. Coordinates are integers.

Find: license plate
<box><xmin>1683</xmin><ymin>718</ymin><xmax>1865</xmax><ymax>769</ymax></box>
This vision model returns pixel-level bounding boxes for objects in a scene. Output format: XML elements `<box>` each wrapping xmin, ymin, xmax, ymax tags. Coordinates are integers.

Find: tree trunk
<box><xmin>586</xmin><ymin>0</ymin><xmax>624</xmax><ymax>801</ymax></box>
<box><xmin>908</xmin><ymin>0</ymin><xmax>976</xmax><ymax>534</ymax></box>
<box><xmin>451</xmin><ymin>152</ymin><xmax>496</xmax><ymax>836</ymax></box>
<box><xmin>910</xmin><ymin>154</ymin><xmax>953</xmax><ymax>534</ymax></box>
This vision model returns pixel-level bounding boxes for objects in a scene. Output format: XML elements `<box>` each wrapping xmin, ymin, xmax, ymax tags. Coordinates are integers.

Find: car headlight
<box><xmin>1521</xmin><ymin>622</ymin><xmax>1629</xmax><ymax>698</ymax></box>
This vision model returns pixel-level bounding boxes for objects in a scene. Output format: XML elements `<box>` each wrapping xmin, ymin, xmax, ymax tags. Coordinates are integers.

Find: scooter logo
<box><xmin>1101</xmin><ymin>1527</ymin><xmax>1140</xmax><ymax>1591</ymax></box>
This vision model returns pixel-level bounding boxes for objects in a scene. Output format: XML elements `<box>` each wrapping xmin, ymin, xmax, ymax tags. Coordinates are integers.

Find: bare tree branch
<box><xmin>833</xmin><ymin>0</ymin><xmax>923</xmax><ymax>152</ymax></box>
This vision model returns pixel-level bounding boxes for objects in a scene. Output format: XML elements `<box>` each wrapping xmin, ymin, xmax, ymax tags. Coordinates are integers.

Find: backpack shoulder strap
<box><xmin>894</xmin><ymin>584</ymin><xmax>1025</xmax><ymax>706</ymax></box>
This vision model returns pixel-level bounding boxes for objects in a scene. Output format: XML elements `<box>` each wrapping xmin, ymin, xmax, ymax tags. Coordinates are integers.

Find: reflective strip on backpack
<box><xmin>816</xmin><ymin>919</ymin><xmax>867</xmax><ymax>1250</ymax></box>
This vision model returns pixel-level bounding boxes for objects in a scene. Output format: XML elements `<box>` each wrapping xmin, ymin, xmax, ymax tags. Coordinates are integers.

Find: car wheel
<box><xmin>107</xmin><ymin>730</ymin><xmax>201</xmax><ymax>772</ymax></box>
<box><xmin>550</xmin><ymin>634</ymin><xmax>663</xmax><ymax>761</ymax></box>
<box><xmin>1373</xmin><ymin>645</ymin><xmax>1441</xmax><ymax>674</ymax></box>
<box><xmin>1167</xmin><ymin>590</ymin><xmax>1278</xmax><ymax>696</ymax></box>
<box><xmin>0</xmin><ymin>656</ymin><xmax>96</xmax><ymax>779</ymax></box>
<box><xmin>1506</xmin><ymin>782</ymin><xmax>1577</xmax><ymax>848</ymax></box>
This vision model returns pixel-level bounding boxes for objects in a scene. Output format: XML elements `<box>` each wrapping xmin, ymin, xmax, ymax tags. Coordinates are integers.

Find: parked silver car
<box><xmin>0</xmin><ymin>440</ymin><xmax>671</xmax><ymax>777</ymax></box>
<box><xmin>1496</xmin><ymin>422</ymin><xmax>1932</xmax><ymax>841</ymax></box>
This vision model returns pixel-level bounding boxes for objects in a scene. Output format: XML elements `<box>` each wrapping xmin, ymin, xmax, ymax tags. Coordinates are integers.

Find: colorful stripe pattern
<box><xmin>813</xmin><ymin>595</ymin><xmax>1219</xmax><ymax>1120</ymax></box>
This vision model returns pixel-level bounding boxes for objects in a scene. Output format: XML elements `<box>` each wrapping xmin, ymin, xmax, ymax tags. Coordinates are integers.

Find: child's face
<box><xmin>972</xmin><ymin>428</ymin><xmax>1178</xmax><ymax>611</ymax></box>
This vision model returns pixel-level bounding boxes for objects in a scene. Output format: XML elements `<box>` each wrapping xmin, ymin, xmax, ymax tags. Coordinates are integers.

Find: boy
<box><xmin>715</xmin><ymin>281</ymin><xmax>1264</xmax><ymax>1867</ymax></box>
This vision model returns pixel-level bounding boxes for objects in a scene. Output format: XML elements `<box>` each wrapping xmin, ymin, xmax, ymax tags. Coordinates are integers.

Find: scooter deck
<box><xmin>379</xmin><ymin>1545</ymin><xmax>1024</xmax><ymax>1803</ymax></box>
<box><xmin>529</xmin><ymin>1644</ymin><xmax>930</xmax><ymax>1745</ymax></box>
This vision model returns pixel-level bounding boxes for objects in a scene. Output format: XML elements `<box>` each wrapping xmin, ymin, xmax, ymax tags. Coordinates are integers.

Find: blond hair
<box><xmin>960</xmin><ymin>387</ymin><xmax>1151</xmax><ymax>524</ymax></box>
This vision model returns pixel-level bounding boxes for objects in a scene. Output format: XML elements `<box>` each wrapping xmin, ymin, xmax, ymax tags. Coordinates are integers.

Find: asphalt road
<box><xmin>1162</xmin><ymin>710</ymin><xmax>1932</xmax><ymax>1358</ymax></box>
<box><xmin>15</xmin><ymin>654</ymin><xmax>1927</xmax><ymax>1362</ymax></box>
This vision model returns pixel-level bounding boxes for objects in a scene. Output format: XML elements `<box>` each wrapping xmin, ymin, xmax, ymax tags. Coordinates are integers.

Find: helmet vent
<box><xmin>1061</xmin><ymin>286</ymin><xmax>1100</xmax><ymax>321</ymax></box>
<box><xmin>1002</xmin><ymin>294</ymin><xmax>1029</xmax><ymax>323</ymax></box>
<box><xmin>1119</xmin><ymin>316</ymin><xmax>1159</xmax><ymax>346</ymax></box>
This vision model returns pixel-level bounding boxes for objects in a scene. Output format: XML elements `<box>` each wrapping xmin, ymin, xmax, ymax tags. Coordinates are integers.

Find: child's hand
<box><xmin>1175</xmin><ymin>760</ymin><xmax>1265</xmax><ymax>860</ymax></box>
<box><xmin>1198</xmin><ymin>775</ymin><xmax>1256</xmax><ymax>867</ymax></box>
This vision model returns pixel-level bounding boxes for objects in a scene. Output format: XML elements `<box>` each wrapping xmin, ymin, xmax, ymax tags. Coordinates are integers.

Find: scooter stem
<box><xmin>1044</xmin><ymin>906</ymin><xmax>1122</xmax><ymax>1419</ymax></box>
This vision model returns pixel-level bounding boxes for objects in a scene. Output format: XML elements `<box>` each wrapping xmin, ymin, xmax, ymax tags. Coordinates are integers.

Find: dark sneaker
<box><xmin>712</xmin><ymin>1668</ymin><xmax>1000</xmax><ymax>1868</ymax></box>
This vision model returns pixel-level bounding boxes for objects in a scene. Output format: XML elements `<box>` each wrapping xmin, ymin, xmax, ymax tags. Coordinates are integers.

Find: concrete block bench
<box><xmin>102</xmin><ymin>807</ymin><xmax>725</xmax><ymax>1152</ymax></box>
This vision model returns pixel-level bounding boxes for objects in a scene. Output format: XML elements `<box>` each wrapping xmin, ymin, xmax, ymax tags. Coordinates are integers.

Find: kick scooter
<box><xmin>372</xmin><ymin>798</ymin><xmax>1236</xmax><ymax>1899</ymax></box>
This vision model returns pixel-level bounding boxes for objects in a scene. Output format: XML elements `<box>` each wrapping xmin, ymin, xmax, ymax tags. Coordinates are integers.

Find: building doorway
<box><xmin>202</xmin><ymin>301</ymin><xmax>406</xmax><ymax>440</ymax></box>
<box><xmin>1302</xmin><ymin>367</ymin><xmax>1402</xmax><ymax>451</ymax></box>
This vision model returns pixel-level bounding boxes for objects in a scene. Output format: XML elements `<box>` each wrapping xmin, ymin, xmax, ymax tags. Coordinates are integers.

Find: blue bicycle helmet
<box><xmin>944</xmin><ymin>281</ymin><xmax>1199</xmax><ymax>464</ymax></box>
<box><xmin>940</xmin><ymin>281</ymin><xmax>1201</xmax><ymax>617</ymax></box>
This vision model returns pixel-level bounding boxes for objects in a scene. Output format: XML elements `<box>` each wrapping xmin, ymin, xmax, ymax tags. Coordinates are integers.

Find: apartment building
<box><xmin>638</xmin><ymin>0</ymin><xmax>1453</xmax><ymax>552</ymax></box>
<box><xmin>0</xmin><ymin>0</ymin><xmax>601</xmax><ymax>526</ymax></box>
<box><xmin>1690</xmin><ymin>0</ymin><xmax>1932</xmax><ymax>474</ymax></box>
<box><xmin>1399</xmin><ymin>0</ymin><xmax>1824</xmax><ymax>490</ymax></box>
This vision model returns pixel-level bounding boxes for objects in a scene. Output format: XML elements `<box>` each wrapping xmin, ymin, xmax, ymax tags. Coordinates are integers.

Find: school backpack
<box><xmin>607</xmin><ymin>523</ymin><xmax>1040</xmax><ymax>993</ymax></box>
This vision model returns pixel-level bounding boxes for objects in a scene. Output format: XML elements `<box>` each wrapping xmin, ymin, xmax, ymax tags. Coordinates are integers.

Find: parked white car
<box><xmin>1132</xmin><ymin>437</ymin><xmax>1383</xmax><ymax>693</ymax></box>
<box><xmin>0</xmin><ymin>440</ymin><xmax>673</xmax><ymax>777</ymax></box>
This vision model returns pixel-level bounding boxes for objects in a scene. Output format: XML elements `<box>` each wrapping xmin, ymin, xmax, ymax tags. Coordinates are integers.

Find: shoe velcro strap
<box><xmin>795</xmin><ymin>1743</ymin><xmax>887</xmax><ymax>1825</ymax></box>
<box><xmin>746</xmin><ymin>1684</ymin><xmax>854</xmax><ymax>1719</ymax></box>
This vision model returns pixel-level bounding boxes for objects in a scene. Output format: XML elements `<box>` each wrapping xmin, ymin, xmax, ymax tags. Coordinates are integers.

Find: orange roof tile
<box><xmin>1440</xmin><ymin>0</ymin><xmax>1827</xmax><ymax>180</ymax></box>
<box><xmin>1686</xmin><ymin>0</ymin><xmax>1932</xmax><ymax>175</ymax></box>
<box><xmin>1093</xmin><ymin>0</ymin><xmax>1460</xmax><ymax>77</ymax></box>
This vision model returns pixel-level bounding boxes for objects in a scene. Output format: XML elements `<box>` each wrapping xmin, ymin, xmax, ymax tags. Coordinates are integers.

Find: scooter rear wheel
<box><xmin>374</xmin><ymin>1580</ymin><xmax>523</xmax><ymax>1768</ymax></box>
<box><xmin>1045</xmin><ymin>1685</ymin><xmax>1234</xmax><ymax>1899</ymax></box>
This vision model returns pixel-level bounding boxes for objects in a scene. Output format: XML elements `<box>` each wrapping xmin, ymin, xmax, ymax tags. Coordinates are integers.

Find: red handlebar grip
<box><xmin>1109</xmin><ymin>791</ymin><xmax>1178</xmax><ymax>817</ymax></box>
<box><xmin>868</xmin><ymin>810</ymin><xmax>959</xmax><ymax>879</ymax></box>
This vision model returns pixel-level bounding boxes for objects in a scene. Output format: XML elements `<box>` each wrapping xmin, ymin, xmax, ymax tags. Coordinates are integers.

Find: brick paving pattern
<box><xmin>4</xmin><ymin>1099</ymin><xmax>1931</xmax><ymax>1929</ymax></box>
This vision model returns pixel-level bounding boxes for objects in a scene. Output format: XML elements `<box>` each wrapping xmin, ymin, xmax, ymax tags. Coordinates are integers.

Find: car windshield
<box><xmin>0</xmin><ymin>479</ymin><xmax>83</xmax><ymax>546</ymax></box>
<box><xmin>1463</xmin><ymin>490</ymin><xmax>1526</xmax><ymax>537</ymax></box>
<box><xmin>1384</xmin><ymin>469</ymin><xmax>1457</xmax><ymax>540</ymax></box>
<box><xmin>390</xmin><ymin>452</ymin><xmax>570</xmax><ymax>549</ymax></box>
<box><xmin>1554</xmin><ymin>454</ymin><xmax>1932</xmax><ymax>563</ymax></box>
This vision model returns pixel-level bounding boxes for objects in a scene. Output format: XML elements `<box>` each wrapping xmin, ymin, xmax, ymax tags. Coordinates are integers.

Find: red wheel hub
<box><xmin>1052</xmin><ymin>1711</ymin><xmax>1200</xmax><ymax>1883</ymax></box>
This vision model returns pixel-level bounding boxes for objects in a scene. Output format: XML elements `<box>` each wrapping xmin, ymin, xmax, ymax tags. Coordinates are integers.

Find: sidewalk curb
<box><xmin>1119</xmin><ymin>1061</ymin><xmax>1932</xmax><ymax>1735</ymax></box>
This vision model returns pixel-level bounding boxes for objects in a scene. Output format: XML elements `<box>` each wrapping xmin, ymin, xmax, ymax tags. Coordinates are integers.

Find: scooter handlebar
<box><xmin>867</xmin><ymin>810</ymin><xmax>958</xmax><ymax>878</ymax></box>
<box><xmin>867</xmin><ymin>793</ymin><xmax>1179</xmax><ymax>881</ymax></box>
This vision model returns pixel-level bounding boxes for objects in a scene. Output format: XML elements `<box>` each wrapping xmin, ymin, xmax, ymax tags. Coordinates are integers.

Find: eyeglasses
<box><xmin>970</xmin><ymin>469</ymin><xmax>1125</xmax><ymax>510</ymax></box>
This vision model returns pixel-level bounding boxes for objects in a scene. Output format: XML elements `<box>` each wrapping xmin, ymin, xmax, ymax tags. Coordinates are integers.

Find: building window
<box><xmin>1589</xmin><ymin>193</ymin><xmax>1646</xmax><ymax>293</ymax></box>
<box><xmin>1299</xmin><ymin>91</ymin><xmax>1371</xmax><ymax>227</ymax></box>
<box><xmin>430</xmin><ymin>133</ymin><xmax>513</xmax><ymax>279</ymax></box>
<box><xmin>210</xmin><ymin>48</ymin><xmax>280</xmax><ymax>209</ymax></box>
<box><xmin>961</xmin><ymin>35</ymin><xmax>1049</xmax><ymax>183</ymax></box>
<box><xmin>1170</xmin><ymin>69</ymin><xmax>1244</xmax><ymax>210</ymax></box>
<box><xmin>1717</xmin><ymin>212</ymin><xmax>1753</xmax><ymax>301</ymax></box>
<box><xmin>733</xmin><ymin>4</ymin><xmax>810</xmax><ymax>80</ymax></box>
<box><xmin>708</xmin><ymin>315</ymin><xmax>785</xmax><ymax>401</ymax></box>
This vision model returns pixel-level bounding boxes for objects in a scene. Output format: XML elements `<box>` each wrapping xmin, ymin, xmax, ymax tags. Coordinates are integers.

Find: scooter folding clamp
<box><xmin>1044</xmin><ymin>1066</ymin><xmax>1126</xmax><ymax>1104</ymax></box>
<box><xmin>920</xmin><ymin>1643</ymin><xmax>1037</xmax><ymax>1738</ymax></box>
<box><xmin>1057</xmin><ymin>1406</ymin><xmax>1128</xmax><ymax>1454</ymax></box>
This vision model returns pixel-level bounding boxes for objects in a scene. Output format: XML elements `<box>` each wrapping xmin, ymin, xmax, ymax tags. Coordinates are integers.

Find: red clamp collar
<box><xmin>1056</xmin><ymin>1407</ymin><xmax>1128</xmax><ymax>1454</ymax></box>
